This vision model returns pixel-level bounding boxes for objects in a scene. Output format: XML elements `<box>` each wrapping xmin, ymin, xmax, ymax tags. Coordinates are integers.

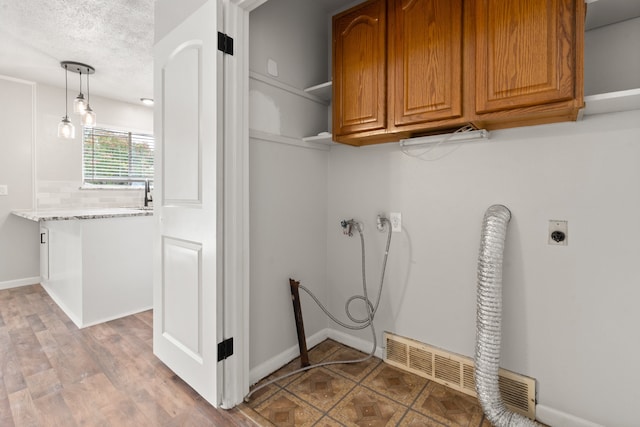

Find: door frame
<box><xmin>221</xmin><ymin>0</ymin><xmax>268</xmax><ymax>408</ymax></box>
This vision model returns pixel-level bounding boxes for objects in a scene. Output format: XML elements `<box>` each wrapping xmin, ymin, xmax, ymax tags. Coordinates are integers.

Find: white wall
<box><xmin>0</xmin><ymin>75</ymin><xmax>153</xmax><ymax>286</ymax></box>
<box><xmin>247</xmin><ymin>3</ymin><xmax>640</xmax><ymax>425</ymax></box>
<box><xmin>249</xmin><ymin>138</ymin><xmax>329</xmax><ymax>372</ymax></box>
<box><xmin>36</xmin><ymin>84</ymin><xmax>153</xmax><ymax>182</ymax></box>
<box><xmin>250</xmin><ymin>0</ymin><xmax>329</xmax><ymax>90</ymax></box>
<box><xmin>248</xmin><ymin>0</ymin><xmax>332</xmax><ymax>374</ymax></box>
<box><xmin>584</xmin><ymin>17</ymin><xmax>640</xmax><ymax>95</ymax></box>
<box><xmin>326</xmin><ymin>110</ymin><xmax>640</xmax><ymax>427</ymax></box>
<box><xmin>35</xmin><ymin>84</ymin><xmax>153</xmax><ymax>209</ymax></box>
<box><xmin>0</xmin><ymin>77</ymin><xmax>39</xmax><ymax>286</ymax></box>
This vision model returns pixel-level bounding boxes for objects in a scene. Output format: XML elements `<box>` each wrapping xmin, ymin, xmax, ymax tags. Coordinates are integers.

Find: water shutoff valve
<box><xmin>341</xmin><ymin>220</ymin><xmax>353</xmax><ymax>236</ymax></box>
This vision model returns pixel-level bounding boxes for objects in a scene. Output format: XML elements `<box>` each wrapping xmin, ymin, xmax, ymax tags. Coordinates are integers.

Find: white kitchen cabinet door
<box><xmin>153</xmin><ymin>0</ymin><xmax>224</xmax><ymax>407</ymax></box>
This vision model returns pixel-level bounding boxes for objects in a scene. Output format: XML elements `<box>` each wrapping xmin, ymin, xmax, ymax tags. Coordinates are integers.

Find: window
<box><xmin>82</xmin><ymin>126</ymin><xmax>154</xmax><ymax>187</ymax></box>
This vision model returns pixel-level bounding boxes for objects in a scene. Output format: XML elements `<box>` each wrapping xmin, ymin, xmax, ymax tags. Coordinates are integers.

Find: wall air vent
<box><xmin>384</xmin><ymin>332</ymin><xmax>536</xmax><ymax>420</ymax></box>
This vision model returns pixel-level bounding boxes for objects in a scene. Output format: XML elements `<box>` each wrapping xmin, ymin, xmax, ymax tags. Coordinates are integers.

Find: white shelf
<box><xmin>583</xmin><ymin>88</ymin><xmax>640</xmax><ymax>116</ymax></box>
<box><xmin>304</xmin><ymin>81</ymin><xmax>332</xmax><ymax>101</ymax></box>
<box><xmin>302</xmin><ymin>133</ymin><xmax>334</xmax><ymax>145</ymax></box>
<box><xmin>303</xmin><ymin>81</ymin><xmax>333</xmax><ymax>144</ymax></box>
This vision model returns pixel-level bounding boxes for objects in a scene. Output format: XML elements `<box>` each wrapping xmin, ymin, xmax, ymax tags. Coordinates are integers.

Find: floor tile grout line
<box><xmin>324</xmin><ymin>356</ymin><xmax>382</xmax><ymax>385</ymax></box>
<box><xmin>251</xmin><ymin>342</ymin><xmax>386</xmax><ymax>426</ymax></box>
<box><xmin>357</xmin><ymin>381</ymin><xmax>410</xmax><ymax>407</ymax></box>
<box><xmin>245</xmin><ymin>382</ymin><xmax>284</xmax><ymax>408</ymax></box>
<box><xmin>406</xmin><ymin>378</ymin><xmax>430</xmax><ymax>408</ymax></box>
<box><xmin>319</xmin><ymin>377</ymin><xmax>359</xmax><ymax>418</ymax></box>
<box><xmin>272</xmin><ymin>387</ymin><xmax>327</xmax><ymax>420</ymax></box>
<box><xmin>397</xmin><ymin>378</ymin><xmax>433</xmax><ymax>426</ymax></box>
<box><xmin>281</xmin><ymin>366</ymin><xmax>359</xmax><ymax>417</ymax></box>
<box><xmin>355</xmin><ymin>381</ymin><xmax>415</xmax><ymax>424</ymax></box>
<box><xmin>313</xmin><ymin>414</ymin><xmax>347</xmax><ymax>427</ymax></box>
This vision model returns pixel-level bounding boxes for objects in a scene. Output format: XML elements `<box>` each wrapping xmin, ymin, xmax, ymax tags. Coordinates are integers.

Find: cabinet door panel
<box><xmin>391</xmin><ymin>0</ymin><xmax>463</xmax><ymax>126</ymax></box>
<box><xmin>475</xmin><ymin>0</ymin><xmax>576</xmax><ymax>114</ymax></box>
<box><xmin>333</xmin><ymin>0</ymin><xmax>386</xmax><ymax>137</ymax></box>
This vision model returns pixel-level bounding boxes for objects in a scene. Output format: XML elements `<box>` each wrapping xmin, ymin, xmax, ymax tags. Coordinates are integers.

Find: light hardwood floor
<box><xmin>0</xmin><ymin>284</ymin><xmax>257</xmax><ymax>426</ymax></box>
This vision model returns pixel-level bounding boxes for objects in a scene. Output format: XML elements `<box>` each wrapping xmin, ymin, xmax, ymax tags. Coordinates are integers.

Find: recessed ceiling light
<box><xmin>140</xmin><ymin>98</ymin><xmax>154</xmax><ymax>106</ymax></box>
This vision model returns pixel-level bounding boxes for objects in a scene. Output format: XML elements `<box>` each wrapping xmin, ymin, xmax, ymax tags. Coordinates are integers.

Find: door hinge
<box><xmin>217</xmin><ymin>337</ymin><xmax>234</xmax><ymax>361</ymax></box>
<box><xmin>217</xmin><ymin>32</ymin><xmax>234</xmax><ymax>55</ymax></box>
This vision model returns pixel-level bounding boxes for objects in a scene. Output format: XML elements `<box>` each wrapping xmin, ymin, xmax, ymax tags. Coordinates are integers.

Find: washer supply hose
<box><xmin>475</xmin><ymin>205</ymin><xmax>540</xmax><ymax>426</ymax></box>
<box><xmin>244</xmin><ymin>218</ymin><xmax>392</xmax><ymax>401</ymax></box>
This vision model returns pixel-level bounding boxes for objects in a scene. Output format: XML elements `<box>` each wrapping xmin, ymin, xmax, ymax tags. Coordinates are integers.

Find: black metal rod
<box><xmin>289</xmin><ymin>278</ymin><xmax>310</xmax><ymax>368</ymax></box>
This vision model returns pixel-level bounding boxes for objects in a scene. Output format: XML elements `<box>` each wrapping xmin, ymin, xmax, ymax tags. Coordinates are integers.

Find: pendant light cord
<box><xmin>64</xmin><ymin>64</ymin><xmax>69</xmax><ymax>118</ymax></box>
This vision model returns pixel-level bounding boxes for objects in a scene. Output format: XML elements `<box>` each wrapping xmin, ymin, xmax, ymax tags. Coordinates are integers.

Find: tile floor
<box><xmin>240</xmin><ymin>339</ymin><xmax>494</xmax><ymax>426</ymax></box>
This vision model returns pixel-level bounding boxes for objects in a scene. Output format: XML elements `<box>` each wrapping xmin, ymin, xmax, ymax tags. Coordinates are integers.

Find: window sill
<box><xmin>80</xmin><ymin>184</ymin><xmax>144</xmax><ymax>191</ymax></box>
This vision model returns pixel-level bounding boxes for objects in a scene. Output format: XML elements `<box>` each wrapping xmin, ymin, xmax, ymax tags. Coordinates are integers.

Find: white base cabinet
<box><xmin>41</xmin><ymin>215</ymin><xmax>153</xmax><ymax>328</ymax></box>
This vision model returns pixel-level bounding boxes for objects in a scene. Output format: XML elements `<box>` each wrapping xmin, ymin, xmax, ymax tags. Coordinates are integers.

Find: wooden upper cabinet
<box><xmin>333</xmin><ymin>0</ymin><xmax>387</xmax><ymax>138</ymax></box>
<box><xmin>331</xmin><ymin>0</ymin><xmax>584</xmax><ymax>145</ymax></box>
<box><xmin>473</xmin><ymin>0</ymin><xmax>584</xmax><ymax>119</ymax></box>
<box><xmin>389</xmin><ymin>0</ymin><xmax>463</xmax><ymax>127</ymax></box>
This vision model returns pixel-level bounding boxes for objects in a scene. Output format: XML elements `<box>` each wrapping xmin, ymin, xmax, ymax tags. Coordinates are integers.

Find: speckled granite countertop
<box><xmin>12</xmin><ymin>208</ymin><xmax>154</xmax><ymax>222</ymax></box>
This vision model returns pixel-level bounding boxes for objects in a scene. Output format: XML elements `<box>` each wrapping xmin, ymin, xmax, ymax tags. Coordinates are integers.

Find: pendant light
<box><xmin>57</xmin><ymin>63</ymin><xmax>75</xmax><ymax>139</ymax></box>
<box><xmin>59</xmin><ymin>61</ymin><xmax>96</xmax><ymax>135</ymax></box>
<box><xmin>73</xmin><ymin>70</ymin><xmax>87</xmax><ymax>115</ymax></box>
<box><xmin>82</xmin><ymin>70</ymin><xmax>96</xmax><ymax>127</ymax></box>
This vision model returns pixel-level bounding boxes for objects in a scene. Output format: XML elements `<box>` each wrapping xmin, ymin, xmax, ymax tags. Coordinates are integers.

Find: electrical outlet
<box><xmin>548</xmin><ymin>220</ymin><xmax>568</xmax><ymax>245</ymax></box>
<box><xmin>390</xmin><ymin>212</ymin><xmax>402</xmax><ymax>232</ymax></box>
<box><xmin>0</xmin><ymin>185</ymin><xmax>8</xmax><ymax>196</ymax></box>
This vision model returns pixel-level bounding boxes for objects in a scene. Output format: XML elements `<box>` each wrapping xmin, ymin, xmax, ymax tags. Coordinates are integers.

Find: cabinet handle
<box><xmin>40</xmin><ymin>233</ymin><xmax>46</xmax><ymax>244</ymax></box>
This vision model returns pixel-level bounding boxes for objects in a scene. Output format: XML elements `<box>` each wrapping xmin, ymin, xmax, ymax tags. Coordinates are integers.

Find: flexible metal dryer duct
<box><xmin>475</xmin><ymin>205</ymin><xmax>540</xmax><ymax>427</ymax></box>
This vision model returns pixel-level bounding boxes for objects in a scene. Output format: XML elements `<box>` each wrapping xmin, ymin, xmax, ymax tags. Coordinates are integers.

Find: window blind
<box><xmin>82</xmin><ymin>127</ymin><xmax>154</xmax><ymax>186</ymax></box>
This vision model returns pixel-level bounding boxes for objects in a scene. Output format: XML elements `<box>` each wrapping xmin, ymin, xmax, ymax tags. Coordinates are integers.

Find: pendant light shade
<box><xmin>82</xmin><ymin>70</ymin><xmax>96</xmax><ymax>127</ymax></box>
<box><xmin>73</xmin><ymin>94</ymin><xmax>87</xmax><ymax>114</ymax></box>
<box><xmin>57</xmin><ymin>63</ymin><xmax>75</xmax><ymax>139</ymax></box>
<box><xmin>59</xmin><ymin>61</ymin><xmax>96</xmax><ymax>135</ymax></box>
<box><xmin>57</xmin><ymin>116</ymin><xmax>75</xmax><ymax>139</ymax></box>
<box><xmin>73</xmin><ymin>71</ymin><xmax>87</xmax><ymax>114</ymax></box>
<box><xmin>83</xmin><ymin>105</ymin><xmax>96</xmax><ymax>127</ymax></box>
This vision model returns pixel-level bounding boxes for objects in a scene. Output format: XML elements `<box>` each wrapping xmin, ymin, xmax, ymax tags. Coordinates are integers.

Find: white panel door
<box><xmin>153</xmin><ymin>0</ymin><xmax>223</xmax><ymax>406</ymax></box>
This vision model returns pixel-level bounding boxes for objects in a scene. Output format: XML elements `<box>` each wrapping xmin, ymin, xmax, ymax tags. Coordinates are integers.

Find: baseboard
<box><xmin>249</xmin><ymin>328</ymin><xmax>329</xmax><ymax>384</ymax></box>
<box><xmin>0</xmin><ymin>276</ymin><xmax>40</xmax><ymax>291</ymax></box>
<box><xmin>81</xmin><ymin>305</ymin><xmax>153</xmax><ymax>328</ymax></box>
<box><xmin>536</xmin><ymin>404</ymin><xmax>604</xmax><ymax>427</ymax></box>
<box><xmin>327</xmin><ymin>329</ymin><xmax>385</xmax><ymax>360</ymax></box>
<box><xmin>41</xmin><ymin>283</ymin><xmax>83</xmax><ymax>328</ymax></box>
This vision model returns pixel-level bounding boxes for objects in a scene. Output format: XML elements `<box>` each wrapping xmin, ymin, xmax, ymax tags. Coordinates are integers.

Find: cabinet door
<box><xmin>39</xmin><ymin>226</ymin><xmax>49</xmax><ymax>281</ymax></box>
<box><xmin>389</xmin><ymin>0</ymin><xmax>463</xmax><ymax>126</ymax></box>
<box><xmin>475</xmin><ymin>0</ymin><xmax>576</xmax><ymax>114</ymax></box>
<box><xmin>333</xmin><ymin>0</ymin><xmax>386</xmax><ymax>137</ymax></box>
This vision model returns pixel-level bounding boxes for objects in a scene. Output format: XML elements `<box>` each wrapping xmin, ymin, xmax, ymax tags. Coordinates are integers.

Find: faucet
<box><xmin>144</xmin><ymin>179</ymin><xmax>153</xmax><ymax>207</ymax></box>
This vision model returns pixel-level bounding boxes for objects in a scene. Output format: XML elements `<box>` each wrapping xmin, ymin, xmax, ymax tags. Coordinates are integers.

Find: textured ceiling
<box><xmin>0</xmin><ymin>0</ymin><xmax>154</xmax><ymax>104</ymax></box>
